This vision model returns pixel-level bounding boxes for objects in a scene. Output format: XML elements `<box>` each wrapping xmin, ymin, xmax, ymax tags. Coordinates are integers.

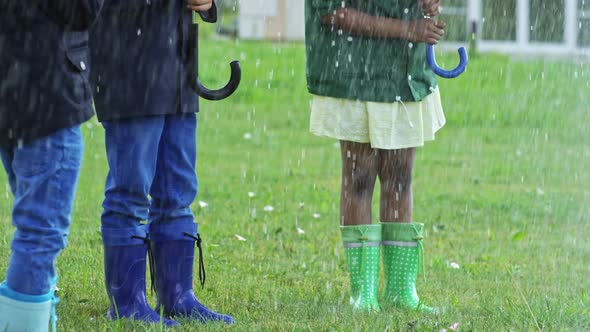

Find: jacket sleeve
<box><xmin>34</xmin><ymin>0</ymin><xmax>104</xmax><ymax>31</ymax></box>
<box><xmin>198</xmin><ymin>1</ymin><xmax>217</xmax><ymax>23</ymax></box>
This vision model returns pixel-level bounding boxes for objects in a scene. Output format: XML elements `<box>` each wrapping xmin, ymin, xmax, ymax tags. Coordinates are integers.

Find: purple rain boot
<box><xmin>102</xmin><ymin>225</ymin><xmax>179</xmax><ymax>327</ymax></box>
<box><xmin>149</xmin><ymin>222</ymin><xmax>234</xmax><ymax>324</ymax></box>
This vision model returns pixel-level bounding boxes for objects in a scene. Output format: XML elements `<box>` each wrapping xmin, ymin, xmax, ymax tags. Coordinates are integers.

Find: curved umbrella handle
<box><xmin>188</xmin><ymin>22</ymin><xmax>241</xmax><ymax>101</ymax></box>
<box><xmin>191</xmin><ymin>61</ymin><xmax>241</xmax><ymax>101</ymax></box>
<box><xmin>426</xmin><ymin>44</ymin><xmax>468</xmax><ymax>79</ymax></box>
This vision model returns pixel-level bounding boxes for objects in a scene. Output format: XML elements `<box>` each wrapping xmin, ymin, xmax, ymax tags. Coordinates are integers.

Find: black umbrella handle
<box><xmin>188</xmin><ymin>23</ymin><xmax>241</xmax><ymax>101</ymax></box>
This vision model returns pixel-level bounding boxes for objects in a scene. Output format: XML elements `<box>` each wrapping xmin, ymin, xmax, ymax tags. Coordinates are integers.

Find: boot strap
<box><xmin>131</xmin><ymin>235</ymin><xmax>157</xmax><ymax>294</ymax></box>
<box><xmin>411</xmin><ymin>227</ymin><xmax>426</xmax><ymax>282</ymax></box>
<box><xmin>183</xmin><ymin>232</ymin><xmax>206</xmax><ymax>289</ymax></box>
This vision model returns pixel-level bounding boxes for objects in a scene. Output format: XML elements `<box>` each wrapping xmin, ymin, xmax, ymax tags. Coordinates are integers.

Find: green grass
<box><xmin>1</xmin><ymin>35</ymin><xmax>589</xmax><ymax>331</ymax></box>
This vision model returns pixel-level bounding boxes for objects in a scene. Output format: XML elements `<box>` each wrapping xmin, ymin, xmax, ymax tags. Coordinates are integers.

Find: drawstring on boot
<box><xmin>357</xmin><ymin>228</ymin><xmax>369</xmax><ymax>280</ymax></box>
<box><xmin>131</xmin><ymin>235</ymin><xmax>157</xmax><ymax>294</ymax></box>
<box><xmin>183</xmin><ymin>232</ymin><xmax>206</xmax><ymax>289</ymax></box>
<box><xmin>411</xmin><ymin>225</ymin><xmax>426</xmax><ymax>281</ymax></box>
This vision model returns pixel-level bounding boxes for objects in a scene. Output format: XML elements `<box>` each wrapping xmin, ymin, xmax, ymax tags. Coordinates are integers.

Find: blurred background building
<box><xmin>229</xmin><ymin>0</ymin><xmax>589</xmax><ymax>56</ymax></box>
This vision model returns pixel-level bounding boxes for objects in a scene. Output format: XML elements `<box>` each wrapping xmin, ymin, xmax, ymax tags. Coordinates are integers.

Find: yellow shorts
<box><xmin>310</xmin><ymin>88</ymin><xmax>445</xmax><ymax>150</ymax></box>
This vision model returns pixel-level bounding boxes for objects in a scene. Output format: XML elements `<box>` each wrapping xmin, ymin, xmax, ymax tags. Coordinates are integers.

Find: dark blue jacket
<box><xmin>0</xmin><ymin>0</ymin><xmax>103</xmax><ymax>148</ymax></box>
<box><xmin>89</xmin><ymin>0</ymin><xmax>217</xmax><ymax>122</ymax></box>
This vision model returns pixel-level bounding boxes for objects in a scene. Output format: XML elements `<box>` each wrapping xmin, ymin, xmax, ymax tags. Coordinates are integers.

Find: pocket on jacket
<box><xmin>65</xmin><ymin>47</ymin><xmax>91</xmax><ymax>102</ymax></box>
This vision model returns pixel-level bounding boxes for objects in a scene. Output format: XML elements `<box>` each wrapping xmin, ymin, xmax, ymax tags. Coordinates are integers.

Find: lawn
<box><xmin>1</xmin><ymin>34</ymin><xmax>589</xmax><ymax>331</ymax></box>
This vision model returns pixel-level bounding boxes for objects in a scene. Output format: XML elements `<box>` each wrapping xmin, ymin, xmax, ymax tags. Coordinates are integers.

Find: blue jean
<box><xmin>101</xmin><ymin>114</ymin><xmax>198</xmax><ymax>245</ymax></box>
<box><xmin>0</xmin><ymin>126</ymin><xmax>83</xmax><ymax>295</ymax></box>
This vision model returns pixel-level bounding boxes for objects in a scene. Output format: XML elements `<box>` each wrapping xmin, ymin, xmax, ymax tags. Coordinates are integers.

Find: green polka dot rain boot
<box><xmin>340</xmin><ymin>224</ymin><xmax>381</xmax><ymax>312</ymax></box>
<box><xmin>381</xmin><ymin>222</ymin><xmax>436</xmax><ymax>313</ymax></box>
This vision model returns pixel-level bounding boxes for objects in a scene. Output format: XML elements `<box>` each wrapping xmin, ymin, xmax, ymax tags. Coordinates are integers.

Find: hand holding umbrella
<box><xmin>420</xmin><ymin>0</ymin><xmax>468</xmax><ymax>79</ymax></box>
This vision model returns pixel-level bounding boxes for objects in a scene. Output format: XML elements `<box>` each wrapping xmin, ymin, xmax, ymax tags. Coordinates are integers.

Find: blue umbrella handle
<box><xmin>426</xmin><ymin>44</ymin><xmax>468</xmax><ymax>79</ymax></box>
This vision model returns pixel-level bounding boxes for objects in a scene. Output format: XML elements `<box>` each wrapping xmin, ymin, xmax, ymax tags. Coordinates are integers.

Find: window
<box><xmin>439</xmin><ymin>0</ymin><xmax>468</xmax><ymax>42</ymax></box>
<box><xmin>482</xmin><ymin>0</ymin><xmax>517</xmax><ymax>41</ymax></box>
<box><xmin>529</xmin><ymin>0</ymin><xmax>565</xmax><ymax>43</ymax></box>
<box><xmin>578</xmin><ymin>0</ymin><xmax>590</xmax><ymax>46</ymax></box>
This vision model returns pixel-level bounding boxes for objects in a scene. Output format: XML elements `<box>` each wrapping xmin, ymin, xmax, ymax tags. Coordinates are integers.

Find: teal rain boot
<box><xmin>381</xmin><ymin>222</ymin><xmax>436</xmax><ymax>313</ymax></box>
<box><xmin>341</xmin><ymin>224</ymin><xmax>381</xmax><ymax>312</ymax></box>
<box><xmin>0</xmin><ymin>281</ymin><xmax>59</xmax><ymax>332</ymax></box>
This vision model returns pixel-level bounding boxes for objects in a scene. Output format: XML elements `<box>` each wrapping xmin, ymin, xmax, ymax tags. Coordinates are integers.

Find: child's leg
<box><xmin>2</xmin><ymin>126</ymin><xmax>83</xmax><ymax>295</ymax></box>
<box><xmin>378</xmin><ymin>148</ymin><xmax>435</xmax><ymax>312</ymax></box>
<box><xmin>339</xmin><ymin>141</ymin><xmax>381</xmax><ymax>311</ymax></box>
<box><xmin>101</xmin><ymin>116</ymin><xmax>165</xmax><ymax>229</ymax></box>
<box><xmin>148</xmin><ymin>113</ymin><xmax>198</xmax><ymax>226</ymax></box>
<box><xmin>0</xmin><ymin>126</ymin><xmax>83</xmax><ymax>331</ymax></box>
<box><xmin>100</xmin><ymin>116</ymin><xmax>178</xmax><ymax>326</ymax></box>
<box><xmin>340</xmin><ymin>141</ymin><xmax>378</xmax><ymax>226</ymax></box>
<box><xmin>377</xmin><ymin>148</ymin><xmax>416</xmax><ymax>223</ymax></box>
<box><xmin>147</xmin><ymin>113</ymin><xmax>234</xmax><ymax>323</ymax></box>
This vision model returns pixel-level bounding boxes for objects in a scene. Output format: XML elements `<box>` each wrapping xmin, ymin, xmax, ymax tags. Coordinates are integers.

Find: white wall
<box><xmin>285</xmin><ymin>1</ymin><xmax>305</xmax><ymax>40</ymax></box>
<box><xmin>238</xmin><ymin>0</ymin><xmax>304</xmax><ymax>40</ymax></box>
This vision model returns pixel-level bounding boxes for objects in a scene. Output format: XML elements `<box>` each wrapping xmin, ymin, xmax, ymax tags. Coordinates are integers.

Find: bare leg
<box><xmin>377</xmin><ymin>148</ymin><xmax>416</xmax><ymax>223</ymax></box>
<box><xmin>340</xmin><ymin>141</ymin><xmax>378</xmax><ymax>226</ymax></box>
<box><xmin>379</xmin><ymin>148</ymin><xmax>435</xmax><ymax>312</ymax></box>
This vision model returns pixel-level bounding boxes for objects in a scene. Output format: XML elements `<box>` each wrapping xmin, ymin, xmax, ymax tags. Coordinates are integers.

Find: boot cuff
<box><xmin>149</xmin><ymin>222</ymin><xmax>198</xmax><ymax>242</ymax></box>
<box><xmin>381</xmin><ymin>222</ymin><xmax>424</xmax><ymax>242</ymax></box>
<box><xmin>101</xmin><ymin>224</ymin><xmax>149</xmax><ymax>246</ymax></box>
<box><xmin>0</xmin><ymin>282</ymin><xmax>53</xmax><ymax>303</ymax></box>
<box><xmin>340</xmin><ymin>224</ymin><xmax>382</xmax><ymax>243</ymax></box>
